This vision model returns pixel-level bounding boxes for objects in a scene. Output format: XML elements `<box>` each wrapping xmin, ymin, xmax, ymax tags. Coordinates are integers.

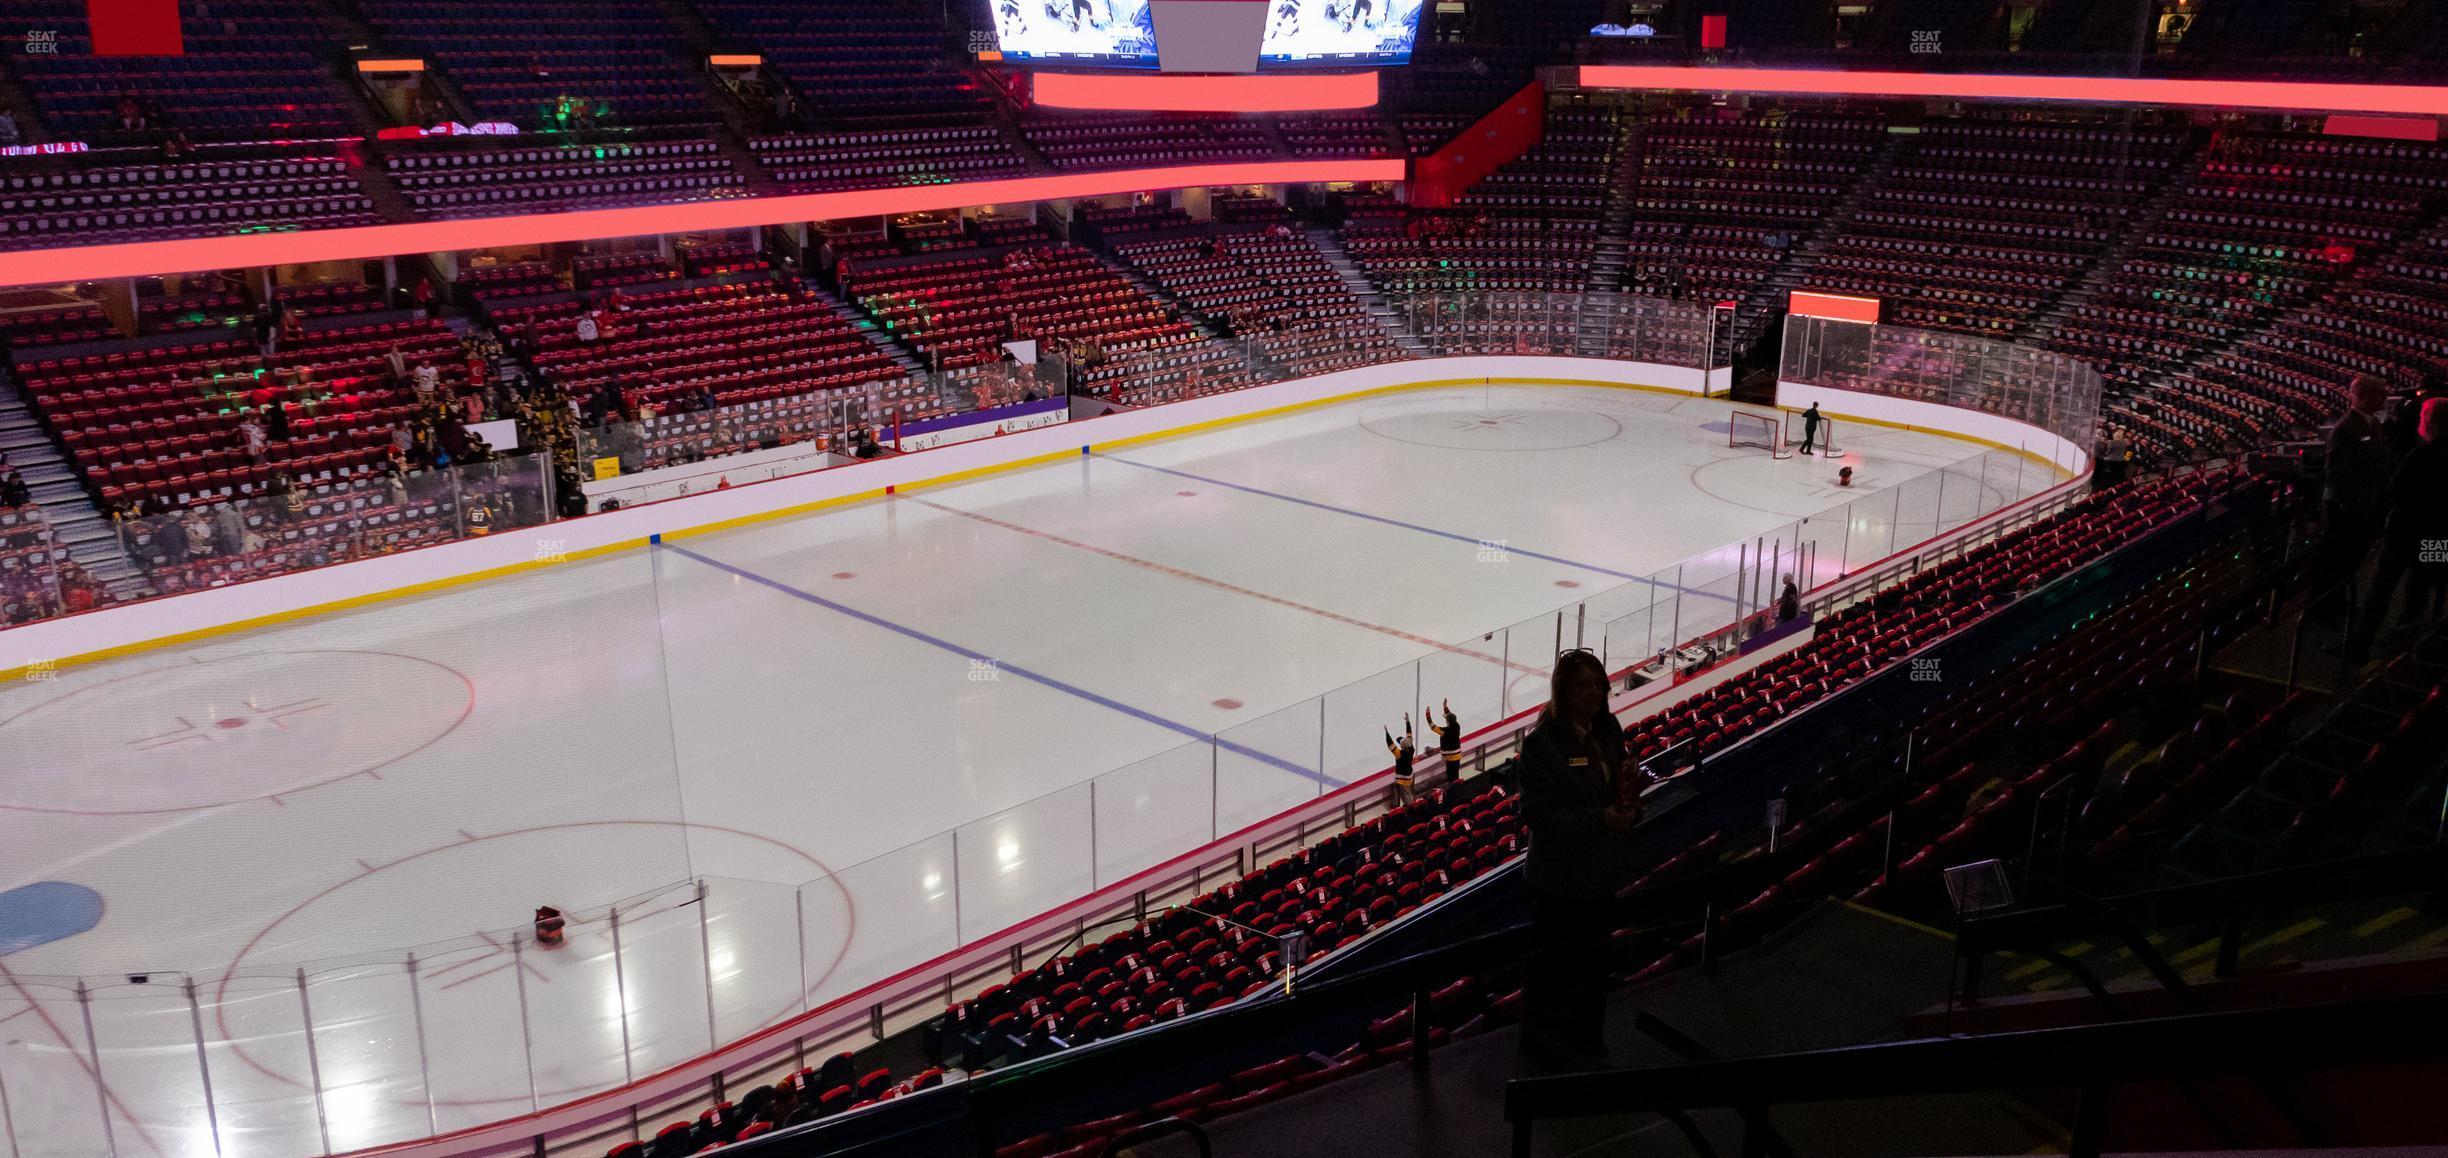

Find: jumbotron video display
<box><xmin>991</xmin><ymin>0</ymin><xmax>1161</xmax><ymax>67</ymax></box>
<box><xmin>1261</xmin><ymin>0</ymin><xmax>1425</xmax><ymax>66</ymax></box>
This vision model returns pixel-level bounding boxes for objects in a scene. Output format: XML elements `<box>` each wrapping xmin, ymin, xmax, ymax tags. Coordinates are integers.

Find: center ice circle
<box><xmin>1358</xmin><ymin>405</ymin><xmax>1623</xmax><ymax>451</ymax></box>
<box><xmin>0</xmin><ymin>650</ymin><xmax>473</xmax><ymax>814</ymax></box>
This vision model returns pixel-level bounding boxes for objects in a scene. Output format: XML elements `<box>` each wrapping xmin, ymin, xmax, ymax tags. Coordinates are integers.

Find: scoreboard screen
<box><xmin>1259</xmin><ymin>0</ymin><xmax>1424</xmax><ymax>67</ymax></box>
<box><xmin>991</xmin><ymin>0</ymin><xmax>1161</xmax><ymax>68</ymax></box>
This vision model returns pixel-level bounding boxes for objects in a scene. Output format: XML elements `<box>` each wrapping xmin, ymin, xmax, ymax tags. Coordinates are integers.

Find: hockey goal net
<box><xmin>1729</xmin><ymin>410</ymin><xmax>1790</xmax><ymax>458</ymax></box>
<box><xmin>1788</xmin><ymin>410</ymin><xmax>1842</xmax><ymax>456</ymax></box>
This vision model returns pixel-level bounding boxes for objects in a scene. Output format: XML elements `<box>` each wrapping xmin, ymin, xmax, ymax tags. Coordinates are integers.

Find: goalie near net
<box><xmin>1729</xmin><ymin>409</ymin><xmax>1843</xmax><ymax>457</ymax></box>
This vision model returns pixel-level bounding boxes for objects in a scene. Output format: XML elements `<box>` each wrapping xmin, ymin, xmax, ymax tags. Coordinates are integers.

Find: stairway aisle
<box><xmin>1307</xmin><ymin>227</ymin><xmax>1431</xmax><ymax>357</ymax></box>
<box><xmin>0</xmin><ymin>373</ymin><xmax>142</xmax><ymax>595</ymax></box>
<box><xmin>1740</xmin><ymin>129</ymin><xmax>1906</xmax><ymax>349</ymax></box>
<box><xmin>824</xmin><ymin>293</ymin><xmax>930</xmax><ymax>379</ymax></box>
<box><xmin>1576</xmin><ymin>114</ymin><xmax>1648</xmax><ymax>356</ymax></box>
<box><xmin>1580</xmin><ymin>116</ymin><xmax>1646</xmax><ymax>299</ymax></box>
<box><xmin>2021</xmin><ymin>140</ymin><xmax>2209</xmax><ymax>340</ymax></box>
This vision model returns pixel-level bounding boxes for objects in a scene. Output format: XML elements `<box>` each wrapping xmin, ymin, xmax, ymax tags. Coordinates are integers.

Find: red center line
<box><xmin>906</xmin><ymin>497</ymin><xmax>1542</xmax><ymax>676</ymax></box>
<box><xmin>0</xmin><ymin>958</ymin><xmax>165</xmax><ymax>1157</ymax></box>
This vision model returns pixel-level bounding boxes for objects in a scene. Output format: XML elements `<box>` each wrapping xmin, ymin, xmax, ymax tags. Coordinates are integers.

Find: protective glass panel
<box><xmin>954</xmin><ymin>782</ymin><xmax>1094</xmax><ymax>943</ymax></box>
<box><xmin>1642</xmin><ymin>565</ymin><xmax>1686</xmax><ymax>660</ymax></box>
<box><xmin>803</xmin><ymin>834</ymin><xmax>957</xmax><ymax>1009</ymax></box>
<box><xmin>201</xmin><ymin>969</ymin><xmax>327</xmax><ymax>1158</ymax></box>
<box><xmin>1887</xmin><ymin>467</ymin><xmax>1945</xmax><ymax>555</ymax></box>
<box><xmin>512</xmin><ymin>901</ymin><xmax>632</xmax><ymax>1109</ymax></box>
<box><xmin>413</xmin><ymin>931</ymin><xmax>535</xmax><ymax>1134</ymax></box>
<box><xmin>1318</xmin><ymin>661</ymin><xmax>1421</xmax><ymax>788</ymax></box>
<box><xmin>605</xmin><ymin>883</ymin><xmax>716</xmax><ymax>1078</ymax></box>
<box><xmin>697</xmin><ymin>877</ymin><xmax>807</xmax><ymax>1046</ymax></box>
<box><xmin>1090</xmin><ymin>739</ymin><xmax>1216</xmax><ymax>887</ymax></box>
<box><xmin>1211</xmin><ymin>697</ymin><xmax>1325</xmax><ymax>838</ymax></box>
<box><xmin>1843</xmin><ymin>484</ymin><xmax>1903</xmax><ymax>573</ymax></box>
<box><xmin>1494</xmin><ymin>609</ymin><xmax>1568</xmax><ymax>725</ymax></box>
<box><xmin>1419</xmin><ymin>628</ymin><xmax>1510</xmax><ymax>743</ymax></box>
<box><xmin>0</xmin><ymin>976</ymin><xmax>112</xmax><ymax>1158</ymax></box>
<box><xmin>81</xmin><ymin>976</ymin><xmax>214</xmax><ymax>1158</ymax></box>
<box><xmin>297</xmin><ymin>959</ymin><xmax>427</xmax><ymax>1152</ymax></box>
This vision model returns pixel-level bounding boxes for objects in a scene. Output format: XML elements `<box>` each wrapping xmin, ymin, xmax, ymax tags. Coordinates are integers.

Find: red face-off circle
<box><xmin>214</xmin><ymin>821</ymin><xmax>856</xmax><ymax>1111</ymax></box>
<box><xmin>0</xmin><ymin>650</ymin><xmax>474</xmax><ymax>814</ymax></box>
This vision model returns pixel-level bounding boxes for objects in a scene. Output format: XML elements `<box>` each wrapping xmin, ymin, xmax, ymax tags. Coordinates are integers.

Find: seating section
<box><xmin>0</xmin><ymin>504</ymin><xmax>68</xmax><ymax>623</ymax></box>
<box><xmin>1079</xmin><ymin>202</ymin><xmax>1196</xmax><ymax>237</ymax></box>
<box><xmin>1113</xmin><ymin>229</ymin><xmax>1405</xmax><ymax>378</ymax></box>
<box><xmin>1281</xmin><ymin>117</ymin><xmax>1395</xmax><ymax>158</ymax></box>
<box><xmin>0</xmin><ymin>154</ymin><xmax>375</xmax><ymax>250</ymax></box>
<box><xmin>0</xmin><ymin>300</ymin><xmax>112</xmax><ymax>347</ymax></box>
<box><xmin>1608</xmin><ymin>473</ymin><xmax>2273</xmax><ymax>974</ymax></box>
<box><xmin>752</xmin><ymin>127</ymin><xmax>1025</xmax><ymax>192</ymax></box>
<box><xmin>497</xmin><ymin>281</ymin><xmax>901</xmax><ymax>418</ymax></box>
<box><xmin>1022</xmin><ymin>116</ymin><xmax>1274</xmax><ymax>171</ymax></box>
<box><xmin>597</xmin><ymin>1055</ymin><xmax>944</xmax><ymax>1156</ymax></box>
<box><xmin>2156</xmin><ymin>218</ymin><xmax>2448</xmax><ymax>460</ymax></box>
<box><xmin>0</xmin><ymin>0</ymin><xmax>350</xmax><ymax>144</ymax></box>
<box><xmin>2033</xmin><ymin>131</ymin><xmax>2448</xmax><ymax>453</ymax></box>
<box><xmin>1623</xmin><ymin>472</ymin><xmax>2251</xmax><ymax>778</ymax></box>
<box><xmin>123</xmin><ymin>461</ymin><xmax>545</xmax><ymax>594</ymax></box>
<box><xmin>138</xmin><ymin>284</ymin><xmax>252</xmax><ymax>335</ymax></box>
<box><xmin>844</xmin><ymin>244</ymin><xmax>1251</xmax><ymax>406</ymax></box>
<box><xmin>590</xmin><ymin>383</ymin><xmax>911</xmax><ymax>476</ymax></box>
<box><xmin>457</xmin><ymin>261</ymin><xmax>565</xmax><ymax>307</ymax></box>
<box><xmin>285</xmin><ymin>281</ymin><xmax>387</xmax><ymax>320</ymax></box>
<box><xmin>1455</xmin><ymin>109</ymin><xmax>1617</xmax><ymax>223</ymax></box>
<box><xmin>693</xmin><ymin>0</ymin><xmax>992</xmax><ymax>123</ymax></box>
<box><xmin>819</xmin><ymin>215</ymin><xmax>1054</xmax><ymax>278</ymax></box>
<box><xmin>1626</xmin><ymin>111</ymin><xmax>1887</xmax><ymax>307</ymax></box>
<box><xmin>572</xmin><ymin>251</ymin><xmax>681</xmax><ymax>291</ymax></box>
<box><xmin>357</xmin><ymin>0</ymin><xmax>712</xmax><ymax>132</ymax></box>
<box><xmin>1338</xmin><ymin>109</ymin><xmax>1627</xmax><ymax>318</ymax></box>
<box><xmin>1340</xmin><ymin>211</ymin><xmax>1591</xmax><ymax>296</ymax></box>
<box><xmin>1398</xmin><ymin>114</ymin><xmax>1473</xmax><ymax>156</ymax></box>
<box><xmin>679</xmin><ymin>239</ymin><xmax>767</xmax><ymax>279</ymax></box>
<box><xmin>1843</xmin><ymin>507</ymin><xmax>2283</xmax><ymax>914</ymax></box>
<box><xmin>934</xmin><ymin>781</ymin><xmax>1523</xmax><ymax>1072</ymax></box>
<box><xmin>17</xmin><ymin>317</ymin><xmax>471</xmax><ymax>511</ymax></box>
<box><xmin>1212</xmin><ymin>195</ymin><xmax>1294</xmax><ymax>225</ymax></box>
<box><xmin>2152</xmin><ymin>638</ymin><xmax>2448</xmax><ymax>882</ymax></box>
<box><xmin>1802</xmin><ymin>121</ymin><xmax>2191</xmax><ymax>335</ymax></box>
<box><xmin>388</xmin><ymin>140</ymin><xmax>747</xmax><ymax>219</ymax></box>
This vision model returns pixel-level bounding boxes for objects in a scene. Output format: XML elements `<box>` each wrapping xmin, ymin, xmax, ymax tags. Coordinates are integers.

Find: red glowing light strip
<box><xmin>1576</xmin><ymin>65</ymin><xmax>2448</xmax><ymax>116</ymax></box>
<box><xmin>0</xmin><ymin>158</ymin><xmax>1407</xmax><ymax>288</ymax></box>
<box><xmin>1034</xmin><ymin>69</ymin><xmax>1378</xmax><ymax>112</ymax></box>
<box><xmin>1790</xmin><ymin>290</ymin><xmax>1882</xmax><ymax>324</ymax></box>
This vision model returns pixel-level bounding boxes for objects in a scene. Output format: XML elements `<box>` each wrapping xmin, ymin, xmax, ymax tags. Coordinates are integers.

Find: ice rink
<box><xmin>0</xmin><ymin>384</ymin><xmax>2061</xmax><ymax>1156</ymax></box>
